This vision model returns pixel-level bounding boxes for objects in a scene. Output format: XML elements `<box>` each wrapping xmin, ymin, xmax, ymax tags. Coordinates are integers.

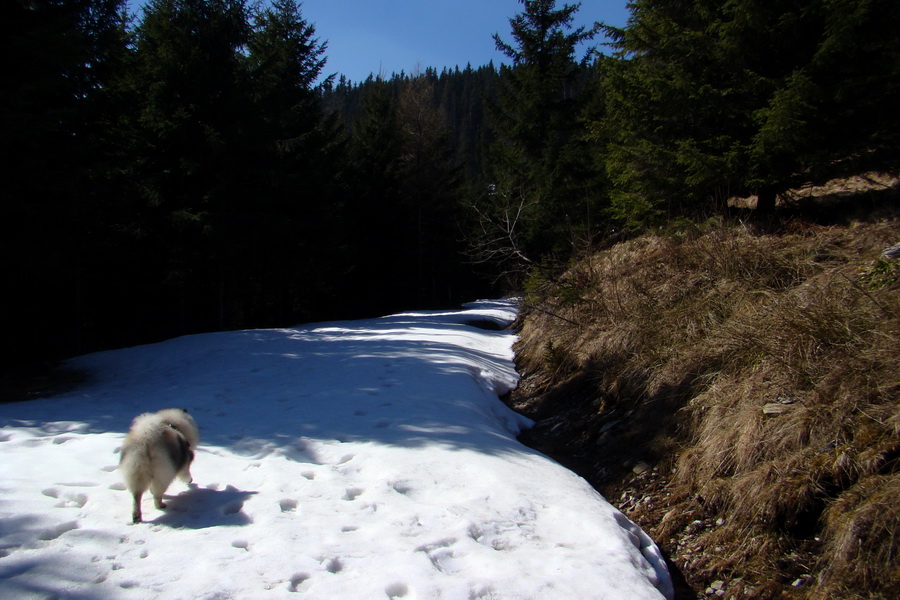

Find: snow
<box><xmin>0</xmin><ymin>299</ymin><xmax>673</xmax><ymax>600</ymax></box>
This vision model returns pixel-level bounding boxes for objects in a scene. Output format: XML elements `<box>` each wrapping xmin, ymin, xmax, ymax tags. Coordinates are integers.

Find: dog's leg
<box><xmin>132</xmin><ymin>491</ymin><xmax>144</xmax><ymax>523</ymax></box>
<box><xmin>150</xmin><ymin>476</ymin><xmax>169</xmax><ymax>510</ymax></box>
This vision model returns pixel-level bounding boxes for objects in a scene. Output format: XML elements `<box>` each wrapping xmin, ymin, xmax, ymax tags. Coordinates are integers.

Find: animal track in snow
<box><xmin>231</xmin><ymin>539</ymin><xmax>250</xmax><ymax>551</ymax></box>
<box><xmin>469</xmin><ymin>584</ymin><xmax>499</xmax><ymax>599</ymax></box>
<box><xmin>390</xmin><ymin>480</ymin><xmax>413</xmax><ymax>496</ymax></box>
<box><xmin>279</xmin><ymin>499</ymin><xmax>298</xmax><ymax>513</ymax></box>
<box><xmin>343</xmin><ymin>487</ymin><xmax>364</xmax><ymax>501</ymax></box>
<box><xmin>288</xmin><ymin>572</ymin><xmax>311</xmax><ymax>593</ymax></box>
<box><xmin>42</xmin><ymin>487</ymin><xmax>60</xmax><ymax>498</ymax></box>
<box><xmin>324</xmin><ymin>557</ymin><xmax>343</xmax><ymax>574</ymax></box>
<box><xmin>416</xmin><ymin>538</ymin><xmax>458</xmax><ymax>573</ymax></box>
<box><xmin>385</xmin><ymin>582</ymin><xmax>409</xmax><ymax>598</ymax></box>
<box><xmin>101</xmin><ymin>464</ymin><xmax>118</xmax><ymax>472</ymax></box>
<box><xmin>301</xmin><ymin>471</ymin><xmax>315</xmax><ymax>480</ymax></box>
<box><xmin>38</xmin><ymin>520</ymin><xmax>79</xmax><ymax>541</ymax></box>
<box><xmin>55</xmin><ymin>492</ymin><xmax>88</xmax><ymax>509</ymax></box>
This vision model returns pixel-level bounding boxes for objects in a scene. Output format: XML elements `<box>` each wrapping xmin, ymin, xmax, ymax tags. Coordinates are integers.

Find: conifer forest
<box><xmin>4</xmin><ymin>0</ymin><xmax>898</xmax><ymax>365</ymax></box>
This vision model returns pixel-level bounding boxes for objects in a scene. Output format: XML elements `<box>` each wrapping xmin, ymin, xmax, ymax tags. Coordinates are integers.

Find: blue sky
<box><xmin>128</xmin><ymin>1</ymin><xmax>631</xmax><ymax>84</ymax></box>
<box><xmin>302</xmin><ymin>0</ymin><xmax>631</xmax><ymax>82</ymax></box>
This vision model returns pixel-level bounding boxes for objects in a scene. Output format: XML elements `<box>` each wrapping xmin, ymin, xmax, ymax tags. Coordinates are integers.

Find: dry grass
<box><xmin>513</xmin><ymin>209</ymin><xmax>900</xmax><ymax>598</ymax></box>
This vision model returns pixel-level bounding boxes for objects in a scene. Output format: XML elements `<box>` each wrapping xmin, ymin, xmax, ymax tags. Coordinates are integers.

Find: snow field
<box><xmin>0</xmin><ymin>300</ymin><xmax>672</xmax><ymax>599</ymax></box>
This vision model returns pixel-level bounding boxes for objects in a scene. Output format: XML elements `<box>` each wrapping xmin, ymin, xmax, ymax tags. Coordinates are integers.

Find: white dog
<box><xmin>119</xmin><ymin>408</ymin><xmax>199</xmax><ymax>523</ymax></box>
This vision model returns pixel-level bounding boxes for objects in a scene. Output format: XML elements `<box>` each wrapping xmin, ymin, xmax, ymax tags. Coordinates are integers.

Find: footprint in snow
<box><xmin>390</xmin><ymin>480</ymin><xmax>414</xmax><ymax>496</ymax></box>
<box><xmin>343</xmin><ymin>487</ymin><xmax>364</xmax><ymax>501</ymax></box>
<box><xmin>55</xmin><ymin>492</ymin><xmax>88</xmax><ymax>509</ymax></box>
<box><xmin>416</xmin><ymin>538</ymin><xmax>458</xmax><ymax>573</ymax></box>
<box><xmin>38</xmin><ymin>520</ymin><xmax>79</xmax><ymax>541</ymax></box>
<box><xmin>288</xmin><ymin>573</ymin><xmax>311</xmax><ymax>593</ymax></box>
<box><xmin>324</xmin><ymin>557</ymin><xmax>343</xmax><ymax>574</ymax></box>
<box><xmin>279</xmin><ymin>499</ymin><xmax>298</xmax><ymax>513</ymax></box>
<box><xmin>385</xmin><ymin>582</ymin><xmax>409</xmax><ymax>598</ymax></box>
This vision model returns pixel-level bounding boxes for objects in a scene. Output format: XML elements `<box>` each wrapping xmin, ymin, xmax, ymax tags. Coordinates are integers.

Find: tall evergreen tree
<box><xmin>2</xmin><ymin>0</ymin><xmax>129</xmax><ymax>362</ymax></box>
<box><xmin>122</xmin><ymin>0</ymin><xmax>251</xmax><ymax>333</ymax></box>
<box><xmin>472</xmin><ymin>0</ymin><xmax>600</xmax><ymax>276</ymax></box>
<box><xmin>344</xmin><ymin>81</ymin><xmax>407</xmax><ymax>314</ymax></box>
<box><xmin>235</xmin><ymin>0</ymin><xmax>345</xmax><ymax>323</ymax></box>
<box><xmin>396</xmin><ymin>75</ymin><xmax>464</xmax><ymax>306</ymax></box>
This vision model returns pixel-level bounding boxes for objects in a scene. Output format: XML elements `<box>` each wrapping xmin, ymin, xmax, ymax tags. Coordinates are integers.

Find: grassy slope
<box><xmin>508</xmin><ymin>190</ymin><xmax>899</xmax><ymax>599</ymax></box>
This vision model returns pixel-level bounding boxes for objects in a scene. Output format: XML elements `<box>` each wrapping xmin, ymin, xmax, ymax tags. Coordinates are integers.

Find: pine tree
<box><xmin>396</xmin><ymin>74</ymin><xmax>464</xmax><ymax>305</ymax></box>
<box><xmin>121</xmin><ymin>0</ymin><xmax>252</xmax><ymax>333</ymax></box>
<box><xmin>2</xmin><ymin>0</ymin><xmax>130</xmax><ymax>361</ymax></box>
<box><xmin>243</xmin><ymin>0</ymin><xmax>346</xmax><ymax>323</ymax></box>
<box><xmin>471</xmin><ymin>0</ymin><xmax>599</xmax><ymax>274</ymax></box>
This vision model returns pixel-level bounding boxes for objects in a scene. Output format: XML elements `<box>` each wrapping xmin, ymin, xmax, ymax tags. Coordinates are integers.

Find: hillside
<box><xmin>507</xmin><ymin>182</ymin><xmax>900</xmax><ymax>599</ymax></box>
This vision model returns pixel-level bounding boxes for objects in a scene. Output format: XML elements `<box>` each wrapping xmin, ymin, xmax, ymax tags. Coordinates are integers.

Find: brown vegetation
<box><xmin>507</xmin><ymin>190</ymin><xmax>900</xmax><ymax>598</ymax></box>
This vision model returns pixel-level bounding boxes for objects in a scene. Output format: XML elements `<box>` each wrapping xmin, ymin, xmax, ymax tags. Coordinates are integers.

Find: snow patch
<box><xmin>0</xmin><ymin>299</ymin><xmax>672</xmax><ymax>599</ymax></box>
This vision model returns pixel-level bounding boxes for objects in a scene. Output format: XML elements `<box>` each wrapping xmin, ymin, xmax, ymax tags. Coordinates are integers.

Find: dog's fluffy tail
<box><xmin>155</xmin><ymin>408</ymin><xmax>199</xmax><ymax>450</ymax></box>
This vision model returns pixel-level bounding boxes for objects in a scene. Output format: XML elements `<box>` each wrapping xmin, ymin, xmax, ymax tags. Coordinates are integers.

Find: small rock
<box><xmin>710</xmin><ymin>580</ymin><xmax>725</xmax><ymax>591</ymax></box>
<box><xmin>763</xmin><ymin>403</ymin><xmax>790</xmax><ymax>415</ymax></box>
<box><xmin>632</xmin><ymin>461</ymin><xmax>651</xmax><ymax>475</ymax></box>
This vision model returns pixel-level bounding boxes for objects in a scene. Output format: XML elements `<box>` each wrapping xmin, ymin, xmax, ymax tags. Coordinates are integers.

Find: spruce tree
<box><xmin>2</xmin><ymin>0</ymin><xmax>129</xmax><ymax>361</ymax></box>
<box><xmin>124</xmin><ymin>0</ymin><xmax>251</xmax><ymax>333</ymax></box>
<box><xmin>244</xmin><ymin>0</ymin><xmax>345</xmax><ymax>323</ymax></box>
<box><xmin>396</xmin><ymin>75</ymin><xmax>463</xmax><ymax>306</ymax></box>
<box><xmin>475</xmin><ymin>0</ymin><xmax>599</xmax><ymax>274</ymax></box>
